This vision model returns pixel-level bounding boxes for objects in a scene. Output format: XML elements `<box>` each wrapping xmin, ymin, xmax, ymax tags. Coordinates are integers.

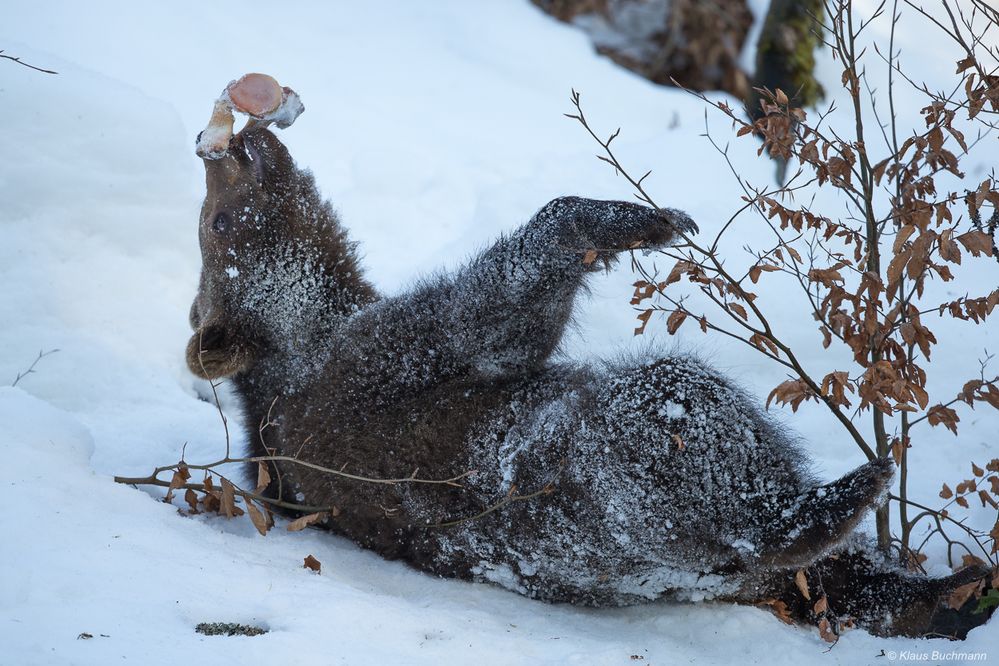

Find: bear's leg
<box><xmin>760</xmin><ymin>543</ymin><xmax>992</xmax><ymax>638</ymax></box>
<box><xmin>449</xmin><ymin>197</ymin><xmax>696</xmax><ymax>377</ymax></box>
<box><xmin>755</xmin><ymin>457</ymin><xmax>895</xmax><ymax>567</ymax></box>
<box><xmin>519</xmin><ymin>196</ymin><xmax>698</xmax><ymax>256</ymax></box>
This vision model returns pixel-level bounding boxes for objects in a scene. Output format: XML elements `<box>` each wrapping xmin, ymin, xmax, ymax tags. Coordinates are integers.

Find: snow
<box><xmin>0</xmin><ymin>1</ymin><xmax>996</xmax><ymax>664</ymax></box>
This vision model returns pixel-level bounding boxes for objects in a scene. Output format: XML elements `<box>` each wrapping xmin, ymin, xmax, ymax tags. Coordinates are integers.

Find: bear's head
<box><xmin>186</xmin><ymin>127</ymin><xmax>371</xmax><ymax>382</ymax></box>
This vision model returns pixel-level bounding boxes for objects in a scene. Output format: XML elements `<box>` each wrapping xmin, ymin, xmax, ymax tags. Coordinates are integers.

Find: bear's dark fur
<box><xmin>187</xmin><ymin>127</ymin><xmax>991</xmax><ymax>638</ymax></box>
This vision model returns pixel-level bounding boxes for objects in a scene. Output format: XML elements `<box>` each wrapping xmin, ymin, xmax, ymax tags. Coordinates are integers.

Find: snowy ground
<box><xmin>1</xmin><ymin>1</ymin><xmax>997</xmax><ymax>664</ymax></box>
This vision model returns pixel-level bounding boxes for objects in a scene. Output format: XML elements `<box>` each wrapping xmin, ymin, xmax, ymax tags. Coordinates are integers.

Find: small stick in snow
<box><xmin>0</xmin><ymin>49</ymin><xmax>58</xmax><ymax>75</ymax></box>
<box><xmin>10</xmin><ymin>348</ymin><xmax>59</xmax><ymax>387</ymax></box>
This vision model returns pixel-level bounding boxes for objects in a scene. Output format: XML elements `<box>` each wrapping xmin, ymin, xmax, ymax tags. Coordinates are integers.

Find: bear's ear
<box><xmin>186</xmin><ymin>323</ymin><xmax>256</xmax><ymax>379</ymax></box>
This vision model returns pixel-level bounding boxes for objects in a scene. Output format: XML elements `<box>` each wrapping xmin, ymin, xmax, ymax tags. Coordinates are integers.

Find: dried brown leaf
<box><xmin>760</xmin><ymin>599</ymin><xmax>794</xmax><ymax>624</ymax></box>
<box><xmin>887</xmin><ymin>250</ymin><xmax>910</xmax><ymax>289</ymax></box>
<box><xmin>957</xmin><ymin>230</ymin><xmax>994</xmax><ymax>257</ymax></box>
<box><xmin>749</xmin><ymin>263</ymin><xmax>780</xmax><ymax>284</ymax></box>
<box><xmin>184</xmin><ymin>488</ymin><xmax>199</xmax><ymax>513</ymax></box>
<box><xmin>750</xmin><ymin>333</ymin><xmax>780</xmax><ymax>357</ymax></box>
<box><xmin>220</xmin><ymin>477</ymin><xmax>239</xmax><ymax>519</ymax></box>
<box><xmin>795</xmin><ymin>569</ymin><xmax>811</xmax><ymax>600</ymax></box>
<box><xmin>729</xmin><ymin>303</ymin><xmax>748</xmax><ymax>321</ymax></box>
<box><xmin>891</xmin><ymin>438</ymin><xmax>904</xmax><ymax>465</ymax></box>
<box><xmin>165</xmin><ymin>465</ymin><xmax>191</xmax><ymax>503</ymax></box>
<box><xmin>927</xmin><ymin>404</ymin><xmax>960</xmax><ymax>434</ymax></box>
<box><xmin>631</xmin><ymin>280</ymin><xmax>655</xmax><ymax>305</ymax></box>
<box><xmin>664</xmin><ymin>260</ymin><xmax>692</xmax><ymax>287</ymax></box>
<box><xmin>287</xmin><ymin>511</ymin><xmax>328</xmax><ymax>532</ymax></box>
<box><xmin>245</xmin><ymin>498</ymin><xmax>272</xmax><ymax>536</ymax></box>
<box><xmin>820</xmin><ymin>326</ymin><xmax>832</xmax><ymax>349</ymax></box>
<box><xmin>947</xmin><ymin>580</ymin><xmax>981</xmax><ymax>610</ymax></box>
<box><xmin>818</xmin><ymin>617</ymin><xmax>837</xmax><ymax>643</ymax></box>
<box><xmin>634</xmin><ymin>309</ymin><xmax>653</xmax><ymax>336</ymax></box>
<box><xmin>939</xmin><ymin>229</ymin><xmax>962</xmax><ymax>264</ymax></box>
<box><xmin>766</xmin><ymin>379</ymin><xmax>815</xmax><ymax>412</ymax></box>
<box><xmin>894</xmin><ymin>226</ymin><xmax>916</xmax><ymax>254</ymax></box>
<box><xmin>872</xmin><ymin>158</ymin><xmax>889</xmax><ymax>186</ymax></box>
<box><xmin>255</xmin><ymin>462</ymin><xmax>272</xmax><ymax>494</ymax></box>
<box><xmin>666</xmin><ymin>310</ymin><xmax>687</xmax><ymax>335</ymax></box>
<box><xmin>303</xmin><ymin>554</ymin><xmax>322</xmax><ymax>574</ymax></box>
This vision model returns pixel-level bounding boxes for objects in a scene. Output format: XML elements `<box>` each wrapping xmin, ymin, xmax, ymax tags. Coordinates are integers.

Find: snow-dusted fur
<box><xmin>187</xmin><ymin>128</ymin><xmax>987</xmax><ymax>638</ymax></box>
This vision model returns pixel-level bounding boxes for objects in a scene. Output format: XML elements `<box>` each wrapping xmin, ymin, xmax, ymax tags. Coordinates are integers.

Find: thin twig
<box><xmin>889</xmin><ymin>492</ymin><xmax>996</xmax><ymax>565</ymax></box>
<box><xmin>433</xmin><ymin>481</ymin><xmax>558</xmax><ymax>528</ymax></box>
<box><xmin>10</xmin><ymin>348</ymin><xmax>60</xmax><ymax>387</ymax></box>
<box><xmin>114</xmin><ymin>455</ymin><xmax>475</xmax><ymax>490</ymax></box>
<box><xmin>0</xmin><ymin>50</ymin><xmax>57</xmax><ymax>75</ymax></box>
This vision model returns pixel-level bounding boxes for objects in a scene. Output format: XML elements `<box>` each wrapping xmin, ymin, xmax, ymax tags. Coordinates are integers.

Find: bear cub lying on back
<box><xmin>186</xmin><ymin>124</ymin><xmax>989</xmax><ymax>639</ymax></box>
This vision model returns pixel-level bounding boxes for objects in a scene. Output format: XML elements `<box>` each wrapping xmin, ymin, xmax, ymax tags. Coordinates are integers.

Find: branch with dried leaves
<box><xmin>114</xmin><ymin>374</ymin><xmax>477</xmax><ymax>535</ymax></box>
<box><xmin>114</xmin><ymin>452</ymin><xmax>555</xmax><ymax>537</ymax></box>
<box><xmin>115</xmin><ymin>346</ymin><xmax>554</xmax><ymax>536</ymax></box>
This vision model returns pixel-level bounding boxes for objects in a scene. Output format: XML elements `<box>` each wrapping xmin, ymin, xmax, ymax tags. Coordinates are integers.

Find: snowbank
<box><xmin>0</xmin><ymin>1</ymin><xmax>995</xmax><ymax>663</ymax></box>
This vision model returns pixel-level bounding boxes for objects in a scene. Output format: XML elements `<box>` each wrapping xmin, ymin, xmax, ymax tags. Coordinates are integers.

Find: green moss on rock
<box><xmin>751</xmin><ymin>0</ymin><xmax>825</xmax><ymax>114</ymax></box>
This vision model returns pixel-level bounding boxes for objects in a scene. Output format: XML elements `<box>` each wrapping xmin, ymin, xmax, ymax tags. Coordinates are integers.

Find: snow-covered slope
<box><xmin>1</xmin><ymin>1</ymin><xmax>996</xmax><ymax>664</ymax></box>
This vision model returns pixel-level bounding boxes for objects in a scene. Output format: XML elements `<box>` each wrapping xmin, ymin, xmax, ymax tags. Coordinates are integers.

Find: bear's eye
<box><xmin>212</xmin><ymin>212</ymin><xmax>231</xmax><ymax>233</ymax></box>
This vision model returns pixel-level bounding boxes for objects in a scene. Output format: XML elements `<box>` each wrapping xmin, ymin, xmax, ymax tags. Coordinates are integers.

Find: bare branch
<box><xmin>10</xmin><ymin>348</ymin><xmax>60</xmax><ymax>387</ymax></box>
<box><xmin>0</xmin><ymin>49</ymin><xmax>57</xmax><ymax>75</ymax></box>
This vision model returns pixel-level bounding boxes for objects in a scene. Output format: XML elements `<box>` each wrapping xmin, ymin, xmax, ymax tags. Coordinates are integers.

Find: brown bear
<box><xmin>186</xmin><ymin>125</ymin><xmax>990</xmax><ymax>639</ymax></box>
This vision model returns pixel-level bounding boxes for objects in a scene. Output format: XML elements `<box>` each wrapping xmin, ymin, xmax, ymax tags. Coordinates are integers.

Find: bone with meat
<box><xmin>195</xmin><ymin>73</ymin><xmax>304</xmax><ymax>160</ymax></box>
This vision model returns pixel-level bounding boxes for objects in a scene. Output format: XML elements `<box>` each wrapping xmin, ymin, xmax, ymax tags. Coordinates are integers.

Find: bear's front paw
<box><xmin>659</xmin><ymin>208</ymin><xmax>698</xmax><ymax>237</ymax></box>
<box><xmin>635</xmin><ymin>208</ymin><xmax>698</xmax><ymax>250</ymax></box>
<box><xmin>185</xmin><ymin>324</ymin><xmax>256</xmax><ymax>379</ymax></box>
